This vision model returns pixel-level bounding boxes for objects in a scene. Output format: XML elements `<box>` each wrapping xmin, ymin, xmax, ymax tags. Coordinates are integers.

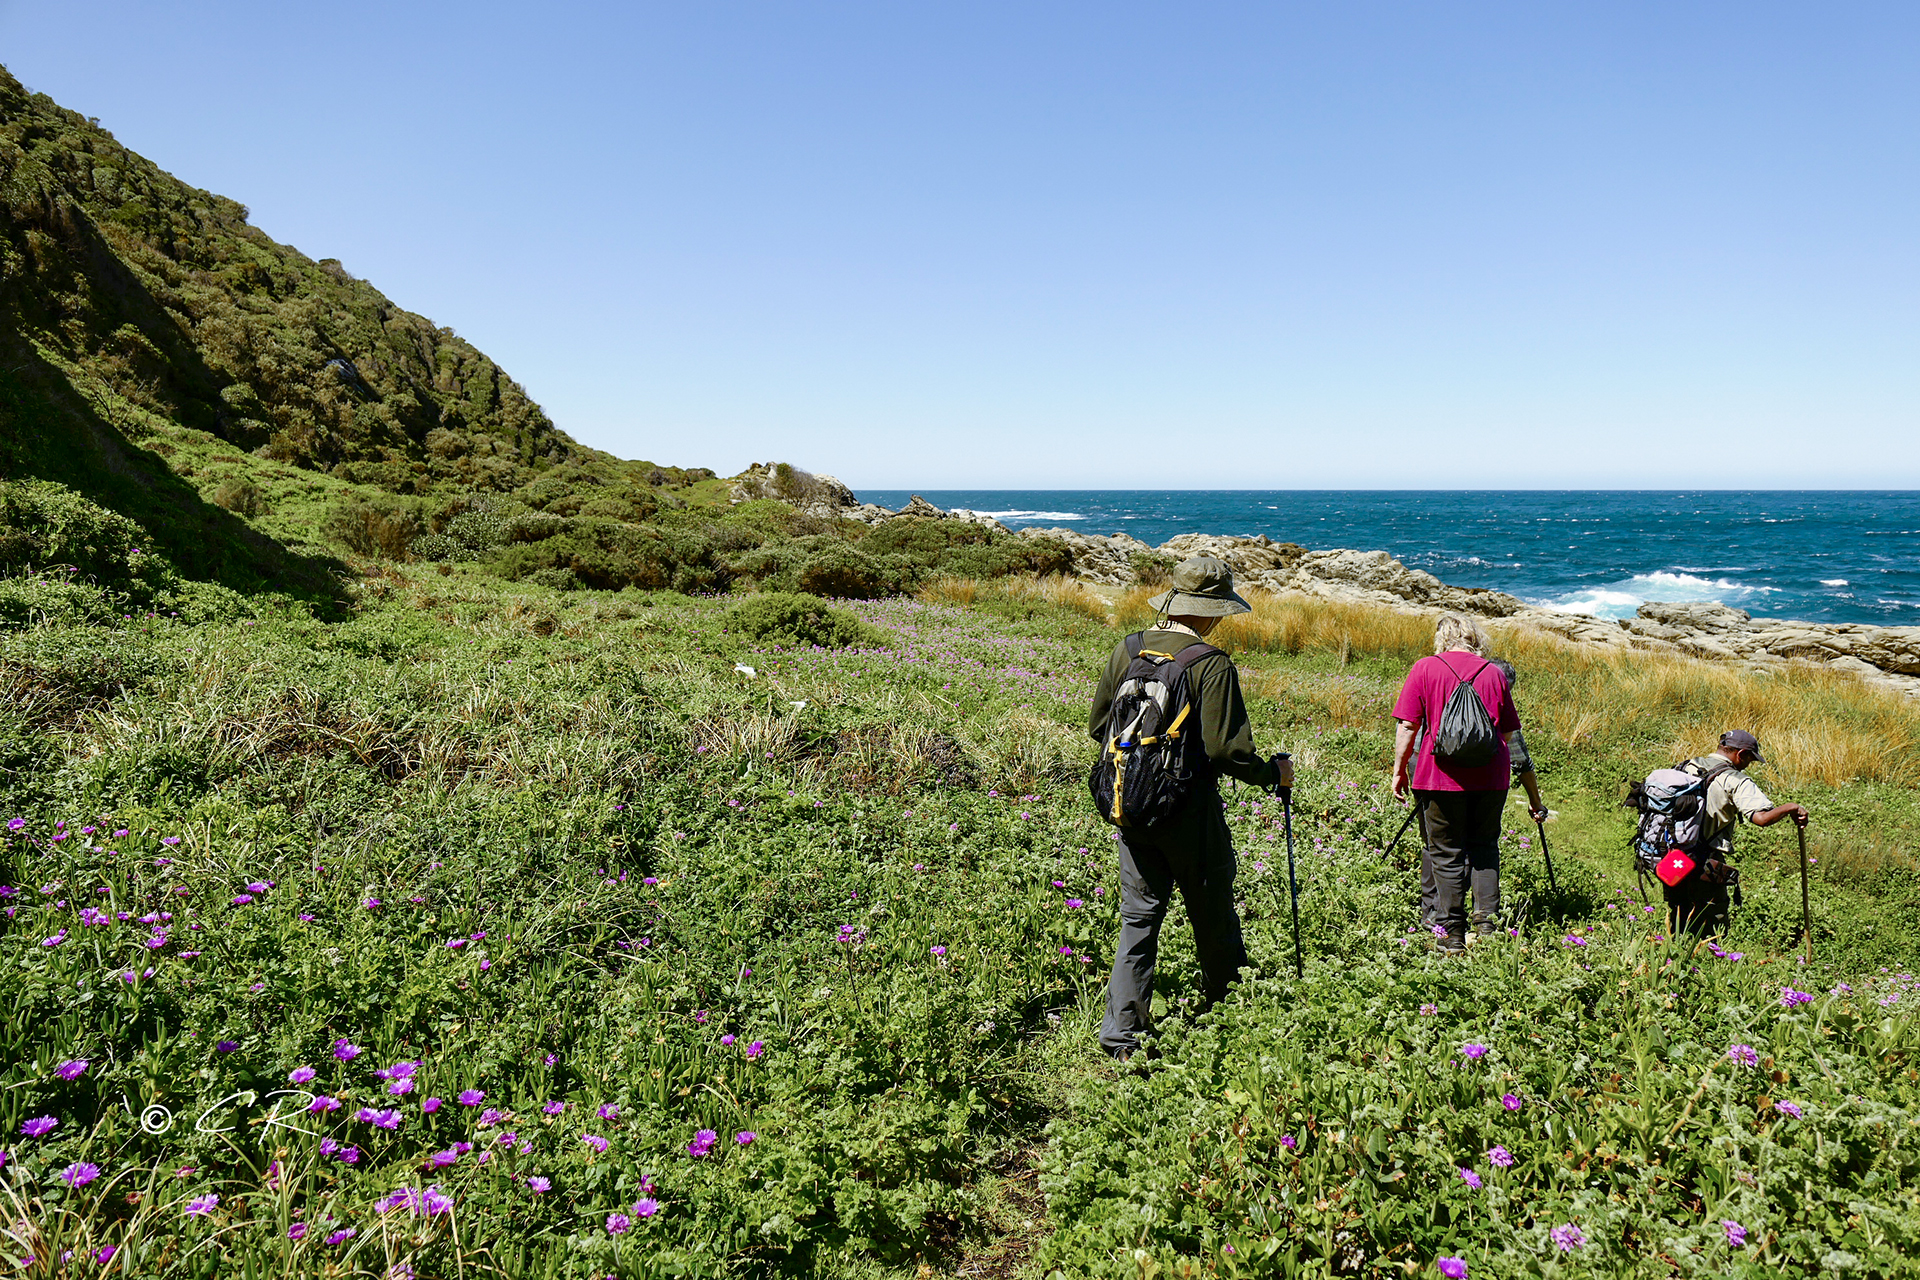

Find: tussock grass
<box><xmin>917</xmin><ymin>575</ymin><xmax>980</xmax><ymax>607</ymax></box>
<box><xmin>997</xmin><ymin>573</ymin><xmax>1110</xmax><ymax>621</ymax></box>
<box><xmin>921</xmin><ymin>573</ymin><xmax>1109</xmax><ymax>622</ymax></box>
<box><xmin>1492</xmin><ymin>623</ymin><xmax>1920</xmax><ymax>789</ymax></box>
<box><xmin>1105</xmin><ymin>585</ymin><xmax>1920</xmax><ymax>789</ymax></box>
<box><xmin>1114</xmin><ymin>586</ymin><xmax>1433</xmax><ymax>660</ymax></box>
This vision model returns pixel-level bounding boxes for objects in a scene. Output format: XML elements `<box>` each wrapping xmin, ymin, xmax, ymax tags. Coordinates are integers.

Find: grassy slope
<box><xmin>0</xmin><ymin>572</ymin><xmax>1915</xmax><ymax>1278</ymax></box>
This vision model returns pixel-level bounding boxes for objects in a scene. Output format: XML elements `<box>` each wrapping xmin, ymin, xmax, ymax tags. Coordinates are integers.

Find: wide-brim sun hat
<box><xmin>1148</xmin><ymin>555</ymin><xmax>1252</xmax><ymax>617</ymax></box>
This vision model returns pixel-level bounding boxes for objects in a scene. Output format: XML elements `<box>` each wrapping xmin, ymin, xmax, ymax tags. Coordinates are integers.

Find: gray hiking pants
<box><xmin>1100</xmin><ymin>797</ymin><xmax>1247</xmax><ymax>1056</ymax></box>
<box><xmin>1415</xmin><ymin>789</ymin><xmax>1506</xmax><ymax>937</ymax></box>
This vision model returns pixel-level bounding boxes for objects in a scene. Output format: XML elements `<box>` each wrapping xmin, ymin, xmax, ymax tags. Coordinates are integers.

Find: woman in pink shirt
<box><xmin>1390</xmin><ymin>615</ymin><xmax>1546</xmax><ymax>953</ymax></box>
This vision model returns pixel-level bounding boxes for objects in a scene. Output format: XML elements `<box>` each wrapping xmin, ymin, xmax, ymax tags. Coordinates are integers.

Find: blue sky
<box><xmin>3</xmin><ymin>2</ymin><xmax>1916</xmax><ymax>487</ymax></box>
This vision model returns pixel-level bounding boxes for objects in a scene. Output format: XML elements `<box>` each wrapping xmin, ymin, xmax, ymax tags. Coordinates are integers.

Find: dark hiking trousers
<box><xmin>1101</xmin><ymin>796</ymin><xmax>1247</xmax><ymax>1057</ymax></box>
<box><xmin>1415</xmin><ymin>789</ymin><xmax>1506</xmax><ymax>937</ymax></box>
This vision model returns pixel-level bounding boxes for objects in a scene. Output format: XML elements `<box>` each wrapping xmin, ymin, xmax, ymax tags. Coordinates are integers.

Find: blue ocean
<box><xmin>856</xmin><ymin>491</ymin><xmax>1920</xmax><ymax>628</ymax></box>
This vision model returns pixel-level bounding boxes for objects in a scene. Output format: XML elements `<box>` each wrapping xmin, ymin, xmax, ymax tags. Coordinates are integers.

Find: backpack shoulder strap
<box><xmin>1124</xmin><ymin>632</ymin><xmax>1145</xmax><ymax>659</ymax></box>
<box><xmin>1434</xmin><ymin>653</ymin><xmax>1492</xmax><ymax>685</ymax></box>
<box><xmin>1168</xmin><ymin>641</ymin><xmax>1224</xmax><ymax>683</ymax></box>
<box><xmin>1680</xmin><ymin>756</ymin><xmax>1735</xmax><ymax>782</ymax></box>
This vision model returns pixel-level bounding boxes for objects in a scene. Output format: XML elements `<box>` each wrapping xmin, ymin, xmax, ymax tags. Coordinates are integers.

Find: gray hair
<box><xmin>1433</xmin><ymin>613</ymin><xmax>1490</xmax><ymax>656</ymax></box>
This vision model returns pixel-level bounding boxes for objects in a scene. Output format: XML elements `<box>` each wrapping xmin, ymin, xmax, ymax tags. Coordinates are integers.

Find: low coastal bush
<box><xmin>730</xmin><ymin>591</ymin><xmax>890</xmax><ymax>649</ymax></box>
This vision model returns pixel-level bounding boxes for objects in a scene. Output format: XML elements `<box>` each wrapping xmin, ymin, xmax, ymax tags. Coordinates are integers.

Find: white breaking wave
<box><xmin>1535</xmin><ymin>571</ymin><xmax>1779</xmax><ymax>620</ymax></box>
<box><xmin>1821</xmin><ymin>579</ymin><xmax>1850</xmax><ymax>587</ymax></box>
<box><xmin>974</xmin><ymin>509</ymin><xmax>1085</xmax><ymax>522</ymax></box>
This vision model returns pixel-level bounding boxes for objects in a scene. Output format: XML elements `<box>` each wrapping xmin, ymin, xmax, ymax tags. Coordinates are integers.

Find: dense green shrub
<box><xmin>730</xmin><ymin>592</ymin><xmax>890</xmax><ymax>648</ymax></box>
<box><xmin>210</xmin><ymin>476</ymin><xmax>264</xmax><ymax>517</ymax></box>
<box><xmin>796</xmin><ymin>542</ymin><xmax>905</xmax><ymax>598</ymax></box>
<box><xmin>729</xmin><ymin>536</ymin><xmax>905</xmax><ymax>598</ymax></box>
<box><xmin>495</xmin><ymin>520</ymin><xmax>731</xmax><ymax>593</ymax></box>
<box><xmin>860</xmin><ymin>518</ymin><xmax>1072</xmax><ymax>580</ymax></box>
<box><xmin>325</xmin><ymin>495</ymin><xmax>423</xmax><ymax>560</ymax></box>
<box><xmin>0</xmin><ymin>573</ymin><xmax>120</xmax><ymax>629</ymax></box>
<box><xmin>0</xmin><ymin>479</ymin><xmax>178</xmax><ymax>600</ymax></box>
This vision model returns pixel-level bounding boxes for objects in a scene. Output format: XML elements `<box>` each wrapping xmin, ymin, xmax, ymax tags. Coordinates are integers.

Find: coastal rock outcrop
<box><xmin>728</xmin><ymin>463</ymin><xmax>859</xmax><ymax>519</ymax></box>
<box><xmin>738</xmin><ymin>476</ymin><xmax>1918</xmax><ymax>695</ymax></box>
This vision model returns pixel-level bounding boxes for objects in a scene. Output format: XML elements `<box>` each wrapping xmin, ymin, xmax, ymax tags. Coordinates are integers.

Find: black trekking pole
<box><xmin>1381</xmin><ymin>805</ymin><xmax>1419</xmax><ymax>864</ymax></box>
<box><xmin>1534</xmin><ymin>817</ymin><xmax>1560</xmax><ymax>899</ymax></box>
<box><xmin>1276</xmin><ymin>753</ymin><xmax>1303</xmax><ymax>979</ymax></box>
<box><xmin>1797</xmin><ymin>820</ymin><xmax>1812</xmax><ymax>965</ymax></box>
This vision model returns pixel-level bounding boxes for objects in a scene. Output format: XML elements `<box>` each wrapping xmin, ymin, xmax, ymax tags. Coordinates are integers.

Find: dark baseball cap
<box><xmin>1720</xmin><ymin>730</ymin><xmax>1765</xmax><ymax>763</ymax></box>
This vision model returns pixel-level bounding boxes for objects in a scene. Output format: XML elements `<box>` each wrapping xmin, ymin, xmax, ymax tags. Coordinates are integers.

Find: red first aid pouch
<box><xmin>1655</xmin><ymin>848</ymin><xmax>1697</xmax><ymax>887</ymax></box>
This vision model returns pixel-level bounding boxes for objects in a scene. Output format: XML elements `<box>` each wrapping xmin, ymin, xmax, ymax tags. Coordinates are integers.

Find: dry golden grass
<box><xmin>1106</xmin><ymin>586</ymin><xmax>1920</xmax><ymax>789</ymax></box>
<box><xmin>917</xmin><ymin>576</ymin><xmax>981</xmax><ymax>607</ymax></box>
<box><xmin>1483</xmin><ymin>623</ymin><xmax>1920</xmax><ymax>789</ymax></box>
<box><xmin>1115</xmin><ymin>587</ymin><xmax>1433</xmax><ymax>661</ymax></box>
<box><xmin>923</xmin><ymin>573</ymin><xmax>1111</xmax><ymax>621</ymax></box>
<box><xmin>998</xmin><ymin>573</ymin><xmax>1111</xmax><ymax>621</ymax></box>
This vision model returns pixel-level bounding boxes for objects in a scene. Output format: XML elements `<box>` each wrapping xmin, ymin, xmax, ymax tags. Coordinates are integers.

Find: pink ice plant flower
<box><xmin>55</xmin><ymin>1060</ymin><xmax>88</xmax><ymax>1081</ymax></box>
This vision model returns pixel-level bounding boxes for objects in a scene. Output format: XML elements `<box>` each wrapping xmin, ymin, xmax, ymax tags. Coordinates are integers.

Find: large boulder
<box><xmin>728</xmin><ymin>463</ymin><xmax>859</xmax><ymax>518</ymax></box>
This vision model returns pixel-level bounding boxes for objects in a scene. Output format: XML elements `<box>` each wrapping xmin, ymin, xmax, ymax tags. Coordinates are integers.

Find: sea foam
<box><xmin>1537</xmin><ymin>571</ymin><xmax>1777</xmax><ymax>620</ymax></box>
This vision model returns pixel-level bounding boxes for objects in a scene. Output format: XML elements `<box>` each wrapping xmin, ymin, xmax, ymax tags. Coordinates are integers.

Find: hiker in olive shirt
<box><xmin>1669</xmin><ymin>729</ymin><xmax>1810</xmax><ymax>935</ymax></box>
<box><xmin>1088</xmin><ymin>556</ymin><xmax>1293</xmax><ymax>1059</ymax></box>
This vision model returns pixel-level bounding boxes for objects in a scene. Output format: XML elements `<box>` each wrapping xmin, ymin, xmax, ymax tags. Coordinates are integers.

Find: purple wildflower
<box><xmin>1438</xmin><ymin>1258</ymin><xmax>1467</xmax><ymax>1279</ymax></box>
<box><xmin>1500</xmin><ymin>1093</ymin><xmax>1521</xmax><ymax>1111</ymax></box>
<box><xmin>542</xmin><ymin>1100</ymin><xmax>565</xmax><ymax>1115</ymax></box>
<box><xmin>1488</xmin><ymin>1145</ymin><xmax>1513</xmax><ymax>1168</ymax></box>
<box><xmin>527</xmin><ymin>1176</ymin><xmax>551</xmax><ymax>1192</ymax></box>
<box><xmin>687</xmin><ymin>1128</ymin><xmax>718</xmax><ymax>1157</ymax></box>
<box><xmin>607</xmin><ymin>1212</ymin><xmax>632</xmax><ymax>1234</ymax></box>
<box><xmin>1779</xmin><ymin>987</ymin><xmax>1813</xmax><ymax>1007</ymax></box>
<box><xmin>332</xmin><ymin>1039</ymin><xmax>362</xmax><ymax>1062</ymax></box>
<box><xmin>635</xmin><ymin>1195</ymin><xmax>661</xmax><ymax>1217</ymax></box>
<box><xmin>736</xmin><ymin>1130</ymin><xmax>756</xmax><ymax>1146</ymax></box>
<box><xmin>184</xmin><ymin>1193</ymin><xmax>219</xmax><ymax>1217</ymax></box>
<box><xmin>1778</xmin><ymin>1101</ymin><xmax>1803</xmax><ymax>1119</ymax></box>
<box><xmin>20</xmin><ymin>1116</ymin><xmax>56</xmax><ymax>1138</ymax></box>
<box><xmin>1280</xmin><ymin>1133</ymin><xmax>1297</xmax><ymax>1150</ymax></box>
<box><xmin>1723</xmin><ymin>1220</ymin><xmax>1747</xmax><ymax>1247</ymax></box>
<box><xmin>288</xmin><ymin>1066</ymin><xmax>316</xmax><ymax>1085</ymax></box>
<box><xmin>1727</xmin><ymin>1044</ymin><xmax>1759</xmax><ymax>1067</ymax></box>
<box><xmin>1461</xmin><ymin>1043</ymin><xmax>1488</xmax><ymax>1060</ymax></box>
<box><xmin>326</xmin><ymin>1228</ymin><xmax>357</xmax><ymax>1244</ymax></box>
<box><xmin>61</xmin><ymin>1161</ymin><xmax>100</xmax><ymax>1188</ymax></box>
<box><xmin>582</xmin><ymin>1134</ymin><xmax>609</xmax><ymax>1153</ymax></box>
<box><xmin>598</xmin><ymin>1103</ymin><xmax>619</xmax><ymax>1121</ymax></box>
<box><xmin>1458</xmin><ymin>1167</ymin><xmax>1481</xmax><ymax>1189</ymax></box>
<box><xmin>746</xmin><ymin>1041</ymin><xmax>765</xmax><ymax>1059</ymax></box>
<box><xmin>216</xmin><ymin>1040</ymin><xmax>239</xmax><ymax>1053</ymax></box>
<box><xmin>55</xmin><ymin>1060</ymin><xmax>88</xmax><ymax>1081</ymax></box>
<box><xmin>458</xmin><ymin>1089</ymin><xmax>485</xmax><ymax>1106</ymax></box>
<box><xmin>1550</xmin><ymin>1224</ymin><xmax>1585</xmax><ymax>1252</ymax></box>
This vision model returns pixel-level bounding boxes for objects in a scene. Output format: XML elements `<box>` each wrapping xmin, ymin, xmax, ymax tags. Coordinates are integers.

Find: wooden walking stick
<box><xmin>1798</xmin><ymin>820</ymin><xmax>1812</xmax><ymax>964</ymax></box>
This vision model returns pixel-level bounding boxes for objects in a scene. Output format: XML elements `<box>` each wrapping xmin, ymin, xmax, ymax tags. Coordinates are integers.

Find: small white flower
<box><xmin>734</xmin><ymin>663</ymin><xmax>757</xmax><ymax>677</ymax></box>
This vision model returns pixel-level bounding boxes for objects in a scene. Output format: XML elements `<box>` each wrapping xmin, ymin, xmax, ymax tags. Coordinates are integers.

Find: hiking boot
<box><xmin>1436</xmin><ymin>932</ymin><xmax>1467</xmax><ymax>957</ymax></box>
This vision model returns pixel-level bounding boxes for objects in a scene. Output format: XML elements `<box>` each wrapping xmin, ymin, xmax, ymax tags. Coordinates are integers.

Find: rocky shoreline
<box><xmin>730</xmin><ymin>468</ymin><xmax>1920</xmax><ymax>697</ymax></box>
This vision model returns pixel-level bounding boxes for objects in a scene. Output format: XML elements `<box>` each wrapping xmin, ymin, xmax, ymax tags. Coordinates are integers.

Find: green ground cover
<box><xmin>1</xmin><ymin>550</ymin><xmax>1916</xmax><ymax>1279</ymax></box>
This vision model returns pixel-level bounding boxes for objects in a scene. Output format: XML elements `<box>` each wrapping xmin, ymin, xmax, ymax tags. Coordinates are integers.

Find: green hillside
<box><xmin>0</xmin><ymin>63</ymin><xmax>720</xmax><ymax>593</ymax></box>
